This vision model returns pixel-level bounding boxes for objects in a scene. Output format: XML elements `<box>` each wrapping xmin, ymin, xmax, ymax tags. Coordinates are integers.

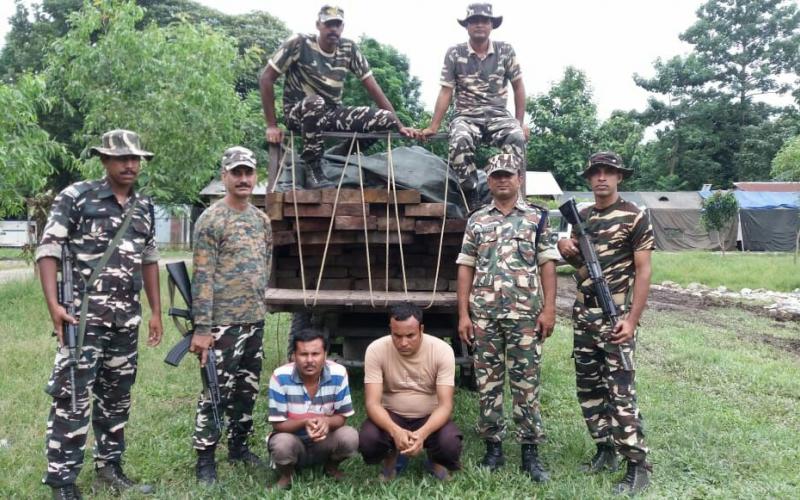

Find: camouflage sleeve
<box><xmin>505</xmin><ymin>43</ymin><xmax>522</xmax><ymax>82</ymax></box>
<box><xmin>142</xmin><ymin>201</ymin><xmax>160</xmax><ymax>264</ymax></box>
<box><xmin>537</xmin><ymin>214</ymin><xmax>560</xmax><ymax>265</ymax></box>
<box><xmin>267</xmin><ymin>34</ymin><xmax>301</xmax><ymax>74</ymax></box>
<box><xmin>263</xmin><ymin>212</ymin><xmax>273</xmax><ymax>288</ymax></box>
<box><xmin>349</xmin><ymin>42</ymin><xmax>373</xmax><ymax>81</ymax></box>
<box><xmin>35</xmin><ymin>185</ymin><xmax>80</xmax><ymax>262</ymax></box>
<box><xmin>191</xmin><ymin>212</ymin><xmax>219</xmax><ymax>336</ymax></box>
<box><xmin>439</xmin><ymin>47</ymin><xmax>457</xmax><ymax>88</ymax></box>
<box><xmin>630</xmin><ymin>209</ymin><xmax>656</xmax><ymax>252</ymax></box>
<box><xmin>455</xmin><ymin>216</ymin><xmax>477</xmax><ymax>267</ymax></box>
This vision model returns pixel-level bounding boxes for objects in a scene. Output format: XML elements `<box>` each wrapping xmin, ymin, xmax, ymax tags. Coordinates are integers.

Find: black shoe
<box><xmin>196</xmin><ymin>448</ymin><xmax>217</xmax><ymax>485</ymax></box>
<box><xmin>612</xmin><ymin>460</ymin><xmax>652</xmax><ymax>495</ymax></box>
<box><xmin>304</xmin><ymin>161</ymin><xmax>334</xmax><ymax>189</ymax></box>
<box><xmin>521</xmin><ymin>444</ymin><xmax>549</xmax><ymax>482</ymax></box>
<box><xmin>581</xmin><ymin>443</ymin><xmax>620</xmax><ymax>474</ymax></box>
<box><xmin>93</xmin><ymin>462</ymin><xmax>154</xmax><ymax>494</ymax></box>
<box><xmin>228</xmin><ymin>438</ymin><xmax>264</xmax><ymax>466</ymax></box>
<box><xmin>480</xmin><ymin>441</ymin><xmax>505</xmax><ymax>471</ymax></box>
<box><xmin>51</xmin><ymin>484</ymin><xmax>82</xmax><ymax>500</ymax></box>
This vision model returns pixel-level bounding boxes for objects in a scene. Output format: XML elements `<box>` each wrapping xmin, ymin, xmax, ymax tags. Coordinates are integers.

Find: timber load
<box><xmin>266</xmin><ymin>187</ymin><xmax>466</xmax><ymax>293</ymax></box>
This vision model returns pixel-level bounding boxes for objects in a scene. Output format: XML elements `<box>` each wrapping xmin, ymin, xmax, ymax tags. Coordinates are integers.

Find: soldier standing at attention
<box><xmin>190</xmin><ymin>147</ymin><xmax>273</xmax><ymax>485</ymax></box>
<box><xmin>36</xmin><ymin>129</ymin><xmax>162</xmax><ymax>499</ymax></box>
<box><xmin>421</xmin><ymin>3</ymin><xmax>529</xmax><ymax>210</ymax></box>
<box><xmin>456</xmin><ymin>153</ymin><xmax>558</xmax><ymax>482</ymax></box>
<box><xmin>557</xmin><ymin>152</ymin><xmax>654</xmax><ymax>495</ymax></box>
<box><xmin>259</xmin><ymin>4</ymin><xmax>416</xmax><ymax>189</ymax></box>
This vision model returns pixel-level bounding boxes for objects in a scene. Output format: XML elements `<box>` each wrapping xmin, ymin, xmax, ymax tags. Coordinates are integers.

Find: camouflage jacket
<box><xmin>191</xmin><ymin>200</ymin><xmax>272</xmax><ymax>335</ymax></box>
<box><xmin>457</xmin><ymin>198</ymin><xmax>559</xmax><ymax>319</ymax></box>
<box><xmin>267</xmin><ymin>33</ymin><xmax>372</xmax><ymax>113</ymax></box>
<box><xmin>36</xmin><ymin>178</ymin><xmax>159</xmax><ymax>328</ymax></box>
<box><xmin>571</xmin><ymin>197</ymin><xmax>655</xmax><ymax>298</ymax></box>
<box><xmin>440</xmin><ymin>40</ymin><xmax>522</xmax><ymax>114</ymax></box>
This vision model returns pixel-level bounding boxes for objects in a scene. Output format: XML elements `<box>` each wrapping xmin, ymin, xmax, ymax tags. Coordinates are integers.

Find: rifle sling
<box><xmin>76</xmin><ymin>196</ymin><xmax>138</xmax><ymax>351</ymax></box>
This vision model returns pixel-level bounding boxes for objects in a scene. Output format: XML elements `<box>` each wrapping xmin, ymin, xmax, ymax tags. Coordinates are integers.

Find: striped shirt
<box><xmin>268</xmin><ymin>360</ymin><xmax>354</xmax><ymax>437</ymax></box>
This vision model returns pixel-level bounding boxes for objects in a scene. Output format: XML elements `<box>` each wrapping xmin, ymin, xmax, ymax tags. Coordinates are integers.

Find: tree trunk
<box><xmin>718</xmin><ymin>230</ymin><xmax>726</xmax><ymax>257</ymax></box>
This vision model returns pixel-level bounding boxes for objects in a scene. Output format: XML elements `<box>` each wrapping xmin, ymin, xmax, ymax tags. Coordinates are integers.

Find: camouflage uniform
<box><xmin>267</xmin><ymin>33</ymin><xmax>401</xmax><ymax>165</ymax></box>
<box><xmin>456</xmin><ymin>197</ymin><xmax>559</xmax><ymax>443</ymax></box>
<box><xmin>570</xmin><ymin>197</ymin><xmax>654</xmax><ymax>463</ymax></box>
<box><xmin>440</xmin><ymin>41</ymin><xmax>525</xmax><ymax>187</ymax></box>
<box><xmin>36</xmin><ymin>178</ymin><xmax>159</xmax><ymax>487</ymax></box>
<box><xmin>191</xmin><ymin>197</ymin><xmax>272</xmax><ymax>450</ymax></box>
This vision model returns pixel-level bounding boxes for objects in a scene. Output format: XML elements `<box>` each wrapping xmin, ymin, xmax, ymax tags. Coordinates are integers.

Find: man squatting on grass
<box><xmin>558</xmin><ymin>151</ymin><xmax>655</xmax><ymax>495</ymax></box>
<box><xmin>359</xmin><ymin>303</ymin><xmax>463</xmax><ymax>481</ymax></box>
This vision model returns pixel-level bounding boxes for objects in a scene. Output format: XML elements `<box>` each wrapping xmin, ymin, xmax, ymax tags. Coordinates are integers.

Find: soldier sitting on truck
<box><xmin>358</xmin><ymin>303</ymin><xmax>463</xmax><ymax>481</ymax></box>
<box><xmin>259</xmin><ymin>4</ymin><xmax>416</xmax><ymax>189</ymax></box>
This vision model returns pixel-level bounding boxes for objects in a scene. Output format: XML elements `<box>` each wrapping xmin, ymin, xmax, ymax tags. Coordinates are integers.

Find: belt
<box><xmin>575</xmin><ymin>292</ymin><xmax>627</xmax><ymax>309</ymax></box>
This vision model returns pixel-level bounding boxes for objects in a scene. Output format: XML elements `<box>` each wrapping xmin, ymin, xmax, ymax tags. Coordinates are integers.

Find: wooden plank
<box><xmin>272</xmin><ymin>231</ymin><xmax>296</xmax><ymax>246</ymax></box>
<box><xmin>266</xmin><ymin>192</ymin><xmax>284</xmax><ymax>221</ymax></box>
<box><xmin>275</xmin><ymin>278</ymin><xmax>353</xmax><ymax>290</ymax></box>
<box><xmin>283</xmin><ymin>190</ymin><xmax>322</xmax><ymax>203</ymax></box>
<box><xmin>334</xmin><ymin>215</ymin><xmax>377</xmax><ymax>230</ymax></box>
<box><xmin>288</xmin><ymin>245</ymin><xmax>343</xmax><ymax>256</ymax></box>
<box><xmin>265</xmin><ymin>288</ymin><xmax>457</xmax><ymax>307</ymax></box>
<box><xmin>299</xmin><ymin>231</ymin><xmax>360</xmax><ymax>245</ymax></box>
<box><xmin>404</xmin><ymin>203</ymin><xmax>446</xmax><ymax>217</ymax></box>
<box><xmin>320</xmin><ymin>188</ymin><xmax>364</xmax><ymax>204</ymax></box>
<box><xmin>305</xmin><ymin>266</ymin><xmax>350</xmax><ymax>279</ymax></box>
<box><xmin>277</xmin><ymin>255</ymin><xmax>325</xmax><ymax>269</ymax></box>
<box><xmin>292</xmin><ymin>218</ymin><xmax>334</xmax><ymax>232</ymax></box>
<box><xmin>275</xmin><ymin>268</ymin><xmax>298</xmax><ymax>278</ymax></box>
<box><xmin>361</xmin><ymin>189</ymin><xmax>421</xmax><ymax>204</ymax></box>
<box><xmin>376</xmin><ymin>216</ymin><xmax>416</xmax><ymax>231</ymax></box>
<box><xmin>353</xmin><ymin>278</ymin><xmax>449</xmax><ymax>291</ymax></box>
<box><xmin>414</xmin><ymin>219</ymin><xmax>468</xmax><ymax>234</ymax></box>
<box><xmin>359</xmin><ymin>231</ymin><xmax>414</xmax><ymax>245</ymax></box>
<box><xmin>269</xmin><ymin>220</ymin><xmax>291</xmax><ymax>231</ymax></box>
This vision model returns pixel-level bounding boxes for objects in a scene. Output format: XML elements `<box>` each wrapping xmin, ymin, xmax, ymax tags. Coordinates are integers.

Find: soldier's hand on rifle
<box><xmin>535</xmin><ymin>306</ymin><xmax>556</xmax><ymax>341</ymax></box>
<box><xmin>266</xmin><ymin>125</ymin><xmax>284</xmax><ymax>144</ymax></box>
<box><xmin>147</xmin><ymin>315</ymin><xmax>163</xmax><ymax>347</ymax></box>
<box><xmin>50</xmin><ymin>305</ymin><xmax>77</xmax><ymax>347</ymax></box>
<box><xmin>189</xmin><ymin>334</ymin><xmax>215</xmax><ymax>367</ymax></box>
<box><xmin>458</xmin><ymin>315</ymin><xmax>474</xmax><ymax>346</ymax></box>
<box><xmin>557</xmin><ymin>237</ymin><xmax>579</xmax><ymax>258</ymax></box>
<box><xmin>610</xmin><ymin>317</ymin><xmax>636</xmax><ymax>344</ymax></box>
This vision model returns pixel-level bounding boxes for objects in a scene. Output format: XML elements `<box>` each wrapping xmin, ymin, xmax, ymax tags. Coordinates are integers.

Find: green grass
<box><xmin>1</xmin><ymin>274</ymin><xmax>799</xmax><ymax>498</ymax></box>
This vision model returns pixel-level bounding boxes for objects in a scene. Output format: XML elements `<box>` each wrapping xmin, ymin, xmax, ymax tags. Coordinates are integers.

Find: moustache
<box><xmin>235</xmin><ymin>183</ymin><xmax>251</xmax><ymax>188</ymax></box>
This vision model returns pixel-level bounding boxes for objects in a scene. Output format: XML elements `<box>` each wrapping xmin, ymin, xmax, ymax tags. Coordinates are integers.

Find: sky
<box><xmin>0</xmin><ymin>1</ymin><xmax>796</xmax><ymax>118</ymax></box>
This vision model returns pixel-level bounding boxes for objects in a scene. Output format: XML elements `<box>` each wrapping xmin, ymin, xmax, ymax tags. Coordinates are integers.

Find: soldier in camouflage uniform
<box><xmin>36</xmin><ymin>129</ymin><xmax>162</xmax><ymax>499</ymax></box>
<box><xmin>557</xmin><ymin>152</ymin><xmax>654</xmax><ymax>495</ymax></box>
<box><xmin>190</xmin><ymin>146</ymin><xmax>273</xmax><ymax>485</ymax></box>
<box><xmin>259</xmin><ymin>5</ymin><xmax>416</xmax><ymax>188</ymax></box>
<box><xmin>421</xmin><ymin>3</ymin><xmax>529</xmax><ymax>210</ymax></box>
<box><xmin>456</xmin><ymin>153</ymin><xmax>558</xmax><ymax>482</ymax></box>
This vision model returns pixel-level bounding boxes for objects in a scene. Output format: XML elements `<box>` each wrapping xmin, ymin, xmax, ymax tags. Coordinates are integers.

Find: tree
<box><xmin>45</xmin><ymin>0</ymin><xmax>249</xmax><ymax>206</ymax></box>
<box><xmin>700</xmin><ymin>191</ymin><xmax>739</xmax><ymax>255</ymax></box>
<box><xmin>0</xmin><ymin>75</ymin><xmax>67</xmax><ymax>217</ymax></box>
<box><xmin>771</xmin><ymin>134</ymin><xmax>800</xmax><ymax>180</ymax></box>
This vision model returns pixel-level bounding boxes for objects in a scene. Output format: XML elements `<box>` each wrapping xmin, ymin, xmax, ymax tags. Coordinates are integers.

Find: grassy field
<box><xmin>1</xmin><ymin>272</ymin><xmax>799</xmax><ymax>499</ymax></box>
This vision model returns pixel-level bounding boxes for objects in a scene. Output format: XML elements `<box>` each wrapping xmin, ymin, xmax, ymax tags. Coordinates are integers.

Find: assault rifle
<box><xmin>559</xmin><ymin>199</ymin><xmax>633</xmax><ymax>371</ymax></box>
<box><xmin>164</xmin><ymin>262</ymin><xmax>223</xmax><ymax>431</ymax></box>
<box><xmin>58</xmin><ymin>246</ymin><xmax>79</xmax><ymax>412</ymax></box>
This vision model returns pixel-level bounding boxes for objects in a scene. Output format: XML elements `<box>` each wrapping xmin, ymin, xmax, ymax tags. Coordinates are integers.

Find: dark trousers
<box><xmin>358</xmin><ymin>410</ymin><xmax>463</xmax><ymax>470</ymax></box>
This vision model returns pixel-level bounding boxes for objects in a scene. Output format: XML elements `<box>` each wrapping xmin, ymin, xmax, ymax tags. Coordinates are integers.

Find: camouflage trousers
<box><xmin>472</xmin><ymin>316</ymin><xmax>544</xmax><ymax>444</ymax></box>
<box><xmin>193</xmin><ymin>322</ymin><xmax>264</xmax><ymax>450</ymax></box>
<box><xmin>285</xmin><ymin>95</ymin><xmax>400</xmax><ymax>165</ymax></box>
<box><xmin>449</xmin><ymin>108</ymin><xmax>526</xmax><ymax>187</ymax></box>
<box><xmin>43</xmin><ymin>324</ymin><xmax>138</xmax><ymax>487</ymax></box>
<box><xmin>573</xmin><ymin>303</ymin><xmax>648</xmax><ymax>463</ymax></box>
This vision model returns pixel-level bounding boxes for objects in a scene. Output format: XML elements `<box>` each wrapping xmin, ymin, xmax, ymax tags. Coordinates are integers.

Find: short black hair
<box><xmin>389</xmin><ymin>302</ymin><xmax>423</xmax><ymax>325</ymax></box>
<box><xmin>292</xmin><ymin>328</ymin><xmax>328</xmax><ymax>352</ymax></box>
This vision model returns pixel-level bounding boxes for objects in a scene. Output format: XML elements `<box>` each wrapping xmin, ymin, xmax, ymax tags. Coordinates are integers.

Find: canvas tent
<box><xmin>639</xmin><ymin>192</ymin><xmax>736</xmax><ymax>251</ymax></box>
<box><xmin>707</xmin><ymin>191</ymin><xmax>800</xmax><ymax>252</ymax></box>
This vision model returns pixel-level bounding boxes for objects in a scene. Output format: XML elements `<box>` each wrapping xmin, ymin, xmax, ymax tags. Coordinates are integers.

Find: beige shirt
<box><xmin>364</xmin><ymin>334</ymin><xmax>455</xmax><ymax>418</ymax></box>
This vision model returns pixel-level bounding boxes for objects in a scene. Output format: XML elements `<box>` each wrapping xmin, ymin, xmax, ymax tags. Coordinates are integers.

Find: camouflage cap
<box><xmin>581</xmin><ymin>151</ymin><xmax>633</xmax><ymax>178</ymax></box>
<box><xmin>89</xmin><ymin>129</ymin><xmax>153</xmax><ymax>160</ymax></box>
<box><xmin>458</xmin><ymin>3</ymin><xmax>502</xmax><ymax>29</ymax></box>
<box><xmin>221</xmin><ymin>146</ymin><xmax>257</xmax><ymax>171</ymax></box>
<box><xmin>318</xmin><ymin>4</ymin><xmax>344</xmax><ymax>23</ymax></box>
<box><xmin>485</xmin><ymin>153</ymin><xmax>520</xmax><ymax>176</ymax></box>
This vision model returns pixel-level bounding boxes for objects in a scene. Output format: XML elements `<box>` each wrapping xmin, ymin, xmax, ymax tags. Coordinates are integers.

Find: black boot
<box><xmin>304</xmin><ymin>160</ymin><xmax>334</xmax><ymax>189</ymax></box>
<box><xmin>480</xmin><ymin>441</ymin><xmax>505</xmax><ymax>471</ymax></box>
<box><xmin>612</xmin><ymin>460</ymin><xmax>652</xmax><ymax>495</ymax></box>
<box><xmin>196</xmin><ymin>447</ymin><xmax>217</xmax><ymax>485</ymax></box>
<box><xmin>581</xmin><ymin>443</ymin><xmax>620</xmax><ymax>473</ymax></box>
<box><xmin>521</xmin><ymin>444</ymin><xmax>549</xmax><ymax>482</ymax></box>
<box><xmin>51</xmin><ymin>484</ymin><xmax>82</xmax><ymax>500</ymax></box>
<box><xmin>93</xmin><ymin>462</ymin><xmax>154</xmax><ymax>494</ymax></box>
<box><xmin>228</xmin><ymin>437</ymin><xmax>263</xmax><ymax>466</ymax></box>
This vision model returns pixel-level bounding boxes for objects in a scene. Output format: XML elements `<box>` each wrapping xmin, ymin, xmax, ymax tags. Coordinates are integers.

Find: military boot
<box><xmin>93</xmin><ymin>462</ymin><xmax>154</xmax><ymax>494</ymax></box>
<box><xmin>228</xmin><ymin>437</ymin><xmax>263</xmax><ymax>466</ymax></box>
<box><xmin>612</xmin><ymin>460</ymin><xmax>651</xmax><ymax>495</ymax></box>
<box><xmin>480</xmin><ymin>441</ymin><xmax>505</xmax><ymax>471</ymax></box>
<box><xmin>196</xmin><ymin>447</ymin><xmax>217</xmax><ymax>485</ymax></box>
<box><xmin>521</xmin><ymin>444</ymin><xmax>549</xmax><ymax>482</ymax></box>
<box><xmin>51</xmin><ymin>484</ymin><xmax>82</xmax><ymax>500</ymax></box>
<box><xmin>581</xmin><ymin>443</ymin><xmax>620</xmax><ymax>473</ymax></box>
<box><xmin>303</xmin><ymin>160</ymin><xmax>334</xmax><ymax>189</ymax></box>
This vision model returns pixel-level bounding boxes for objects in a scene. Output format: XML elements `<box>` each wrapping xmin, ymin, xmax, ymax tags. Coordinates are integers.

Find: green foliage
<box><xmin>701</xmin><ymin>191</ymin><xmax>739</xmax><ymax>254</ymax></box>
<box><xmin>772</xmin><ymin>134</ymin><xmax>800</xmax><ymax>180</ymax></box>
<box><xmin>44</xmin><ymin>0</ymin><xmax>248</xmax><ymax>206</ymax></box>
<box><xmin>0</xmin><ymin>75</ymin><xmax>67</xmax><ymax>217</ymax></box>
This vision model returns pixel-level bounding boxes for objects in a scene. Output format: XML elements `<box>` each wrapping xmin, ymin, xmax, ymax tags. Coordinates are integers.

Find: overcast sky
<box><xmin>1</xmin><ymin>1</ymin><xmax>796</xmax><ymax>118</ymax></box>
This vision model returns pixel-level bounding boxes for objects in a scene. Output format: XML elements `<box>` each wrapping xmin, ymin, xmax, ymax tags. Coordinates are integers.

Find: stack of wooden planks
<box><xmin>266</xmin><ymin>188</ymin><xmax>466</xmax><ymax>292</ymax></box>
